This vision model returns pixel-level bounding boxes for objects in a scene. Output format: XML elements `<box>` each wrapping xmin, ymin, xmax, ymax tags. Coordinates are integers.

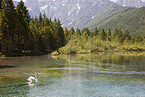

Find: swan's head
<box><xmin>34</xmin><ymin>73</ymin><xmax>39</xmax><ymax>76</ymax></box>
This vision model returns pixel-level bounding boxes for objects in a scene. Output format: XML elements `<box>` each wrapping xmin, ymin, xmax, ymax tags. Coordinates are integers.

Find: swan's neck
<box><xmin>35</xmin><ymin>73</ymin><xmax>38</xmax><ymax>82</ymax></box>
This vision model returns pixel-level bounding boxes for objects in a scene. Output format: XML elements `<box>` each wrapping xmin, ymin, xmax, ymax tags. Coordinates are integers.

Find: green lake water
<box><xmin>0</xmin><ymin>53</ymin><xmax>145</xmax><ymax>96</ymax></box>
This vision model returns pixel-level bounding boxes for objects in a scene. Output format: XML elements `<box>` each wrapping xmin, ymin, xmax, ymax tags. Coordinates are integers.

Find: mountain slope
<box><xmin>24</xmin><ymin>0</ymin><xmax>115</xmax><ymax>29</ymax></box>
<box><xmin>116</xmin><ymin>0</ymin><xmax>145</xmax><ymax>8</ymax></box>
<box><xmin>86</xmin><ymin>6</ymin><xmax>145</xmax><ymax>36</ymax></box>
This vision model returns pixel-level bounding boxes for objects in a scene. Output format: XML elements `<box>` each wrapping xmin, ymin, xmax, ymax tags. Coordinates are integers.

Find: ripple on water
<box><xmin>47</xmin><ymin>68</ymin><xmax>87</xmax><ymax>71</ymax></box>
<box><xmin>85</xmin><ymin>70</ymin><xmax>145</xmax><ymax>75</ymax></box>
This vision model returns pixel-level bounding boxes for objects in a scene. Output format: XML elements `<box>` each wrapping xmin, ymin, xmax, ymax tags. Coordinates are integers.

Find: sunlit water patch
<box><xmin>0</xmin><ymin>54</ymin><xmax>145</xmax><ymax>96</ymax></box>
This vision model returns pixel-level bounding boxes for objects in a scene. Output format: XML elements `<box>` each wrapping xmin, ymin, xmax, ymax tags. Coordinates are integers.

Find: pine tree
<box><xmin>101</xmin><ymin>29</ymin><xmax>106</xmax><ymax>41</ymax></box>
<box><xmin>123</xmin><ymin>30</ymin><xmax>131</xmax><ymax>40</ymax></box>
<box><xmin>117</xmin><ymin>29</ymin><xmax>123</xmax><ymax>38</ymax></box>
<box><xmin>107</xmin><ymin>29</ymin><xmax>111</xmax><ymax>41</ymax></box>
<box><xmin>55</xmin><ymin>19</ymin><xmax>65</xmax><ymax>47</ymax></box>
<box><xmin>1</xmin><ymin>0</ymin><xmax>17</xmax><ymax>54</ymax></box>
<box><xmin>0</xmin><ymin>0</ymin><xmax>2</xmax><ymax>9</ymax></box>
<box><xmin>39</xmin><ymin>12</ymin><xmax>43</xmax><ymax>23</ymax></box>
<box><xmin>43</xmin><ymin>12</ymin><xmax>46</xmax><ymax>20</ymax></box>
<box><xmin>16</xmin><ymin>0</ymin><xmax>31</xmax><ymax>53</ymax></box>
<box><xmin>94</xmin><ymin>27</ymin><xmax>99</xmax><ymax>36</ymax></box>
<box><xmin>108</xmin><ymin>29</ymin><xmax>111</xmax><ymax>36</ymax></box>
<box><xmin>76</xmin><ymin>28</ymin><xmax>81</xmax><ymax>35</ymax></box>
<box><xmin>112</xmin><ymin>28</ymin><xmax>119</xmax><ymax>39</ymax></box>
<box><xmin>69</xmin><ymin>27</ymin><xmax>75</xmax><ymax>39</ymax></box>
<box><xmin>69</xmin><ymin>27</ymin><xmax>75</xmax><ymax>35</ymax></box>
<box><xmin>0</xmin><ymin>11</ymin><xmax>2</xmax><ymax>51</ymax></box>
<box><xmin>81</xmin><ymin>28</ymin><xmax>90</xmax><ymax>36</ymax></box>
<box><xmin>135</xmin><ymin>35</ymin><xmax>143</xmax><ymax>43</ymax></box>
<box><xmin>64</xmin><ymin>27</ymin><xmax>69</xmax><ymax>42</ymax></box>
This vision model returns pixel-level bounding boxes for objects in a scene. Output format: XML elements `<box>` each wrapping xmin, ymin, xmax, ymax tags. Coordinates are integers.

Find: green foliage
<box><xmin>0</xmin><ymin>0</ymin><xmax>2</xmax><ymax>9</ymax></box>
<box><xmin>135</xmin><ymin>35</ymin><xmax>143</xmax><ymax>43</ymax></box>
<box><xmin>1</xmin><ymin>0</ymin><xmax>17</xmax><ymax>54</ymax></box>
<box><xmin>94</xmin><ymin>27</ymin><xmax>99</xmax><ymax>36</ymax></box>
<box><xmin>64</xmin><ymin>27</ymin><xmax>69</xmax><ymax>42</ymax></box>
<box><xmin>29</xmin><ymin>15</ymin><xmax>65</xmax><ymax>54</ymax></box>
<box><xmin>0</xmin><ymin>0</ymin><xmax>65</xmax><ymax>56</ymax></box>
<box><xmin>81</xmin><ymin>28</ymin><xmax>91</xmax><ymax>36</ymax></box>
<box><xmin>108</xmin><ymin>29</ymin><xmax>111</xmax><ymax>36</ymax></box>
<box><xmin>76</xmin><ymin>28</ymin><xmax>81</xmax><ymax>35</ymax></box>
<box><xmin>15</xmin><ymin>0</ymin><xmax>31</xmax><ymax>53</ymax></box>
<box><xmin>58</xmin><ymin>27</ymin><xmax>145</xmax><ymax>55</ymax></box>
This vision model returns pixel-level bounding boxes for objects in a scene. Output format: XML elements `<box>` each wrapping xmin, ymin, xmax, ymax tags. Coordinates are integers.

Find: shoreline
<box><xmin>52</xmin><ymin>50</ymin><xmax>145</xmax><ymax>56</ymax></box>
<box><xmin>1</xmin><ymin>51</ymin><xmax>145</xmax><ymax>58</ymax></box>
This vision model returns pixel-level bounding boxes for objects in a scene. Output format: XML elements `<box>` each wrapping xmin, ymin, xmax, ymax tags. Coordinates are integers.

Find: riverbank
<box><xmin>52</xmin><ymin>50</ymin><xmax>145</xmax><ymax>57</ymax></box>
<box><xmin>52</xmin><ymin>44</ymin><xmax>145</xmax><ymax>55</ymax></box>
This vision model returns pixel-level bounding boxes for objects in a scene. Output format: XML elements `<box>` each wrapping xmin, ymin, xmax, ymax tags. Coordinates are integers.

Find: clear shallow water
<box><xmin>0</xmin><ymin>53</ymin><xmax>145</xmax><ymax>96</ymax></box>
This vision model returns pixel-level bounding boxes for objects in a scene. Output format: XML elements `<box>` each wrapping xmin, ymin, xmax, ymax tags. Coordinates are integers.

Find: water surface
<box><xmin>0</xmin><ymin>53</ymin><xmax>145</xmax><ymax>96</ymax></box>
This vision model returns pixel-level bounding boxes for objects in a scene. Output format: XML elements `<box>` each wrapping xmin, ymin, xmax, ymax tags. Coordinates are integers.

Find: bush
<box><xmin>69</xmin><ymin>50</ymin><xmax>76</xmax><ymax>55</ymax></box>
<box><xmin>52</xmin><ymin>51</ymin><xmax>59</xmax><ymax>55</ymax></box>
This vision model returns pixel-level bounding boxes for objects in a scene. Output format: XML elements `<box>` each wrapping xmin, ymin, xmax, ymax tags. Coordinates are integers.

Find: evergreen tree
<box><xmin>123</xmin><ymin>30</ymin><xmax>131</xmax><ymax>40</ymax></box>
<box><xmin>81</xmin><ymin>28</ymin><xmax>90</xmax><ymax>36</ymax></box>
<box><xmin>69</xmin><ymin>27</ymin><xmax>75</xmax><ymax>35</ymax></box>
<box><xmin>0</xmin><ymin>0</ymin><xmax>2</xmax><ymax>9</ymax></box>
<box><xmin>39</xmin><ymin>12</ymin><xmax>43</xmax><ymax>23</ymax></box>
<box><xmin>0</xmin><ymin>0</ymin><xmax>66</xmax><ymax>55</ymax></box>
<box><xmin>135</xmin><ymin>35</ymin><xmax>143</xmax><ymax>43</ymax></box>
<box><xmin>94</xmin><ymin>27</ymin><xmax>99</xmax><ymax>36</ymax></box>
<box><xmin>102</xmin><ymin>29</ymin><xmax>106</xmax><ymax>41</ymax></box>
<box><xmin>54</xmin><ymin>19</ymin><xmax>65</xmax><ymax>48</ymax></box>
<box><xmin>76</xmin><ymin>28</ymin><xmax>81</xmax><ymax>35</ymax></box>
<box><xmin>43</xmin><ymin>12</ymin><xmax>47</xmax><ymax>20</ymax></box>
<box><xmin>64</xmin><ymin>27</ymin><xmax>69</xmax><ymax>42</ymax></box>
<box><xmin>45</xmin><ymin>18</ymin><xmax>50</xmax><ymax>25</ymax></box>
<box><xmin>107</xmin><ymin>29</ymin><xmax>112</xmax><ymax>41</ymax></box>
<box><xmin>108</xmin><ymin>29</ymin><xmax>111</xmax><ymax>36</ymax></box>
<box><xmin>1</xmin><ymin>0</ymin><xmax>17</xmax><ymax>54</ymax></box>
<box><xmin>16</xmin><ymin>0</ymin><xmax>31</xmax><ymax>53</ymax></box>
<box><xmin>42</xmin><ymin>12</ymin><xmax>47</xmax><ymax>26</ymax></box>
<box><xmin>112</xmin><ymin>28</ymin><xmax>119</xmax><ymax>39</ymax></box>
<box><xmin>0</xmin><ymin>2</ymin><xmax>1</xmax><ymax>51</ymax></box>
<box><xmin>117</xmin><ymin>29</ymin><xmax>123</xmax><ymax>38</ymax></box>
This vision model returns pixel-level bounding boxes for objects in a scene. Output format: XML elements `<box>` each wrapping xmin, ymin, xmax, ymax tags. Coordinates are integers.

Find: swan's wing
<box><xmin>29</xmin><ymin>76</ymin><xmax>35</xmax><ymax>79</ymax></box>
<box><xmin>27</xmin><ymin>76</ymin><xmax>37</xmax><ymax>83</ymax></box>
<box><xmin>27</xmin><ymin>76</ymin><xmax>35</xmax><ymax>81</ymax></box>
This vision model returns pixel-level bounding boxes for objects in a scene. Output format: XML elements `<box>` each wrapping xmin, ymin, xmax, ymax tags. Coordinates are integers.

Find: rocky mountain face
<box><xmin>116</xmin><ymin>0</ymin><xmax>145</xmax><ymax>8</ymax></box>
<box><xmin>13</xmin><ymin>0</ymin><xmax>145</xmax><ymax>29</ymax></box>
<box><xmin>24</xmin><ymin>0</ymin><xmax>114</xmax><ymax>29</ymax></box>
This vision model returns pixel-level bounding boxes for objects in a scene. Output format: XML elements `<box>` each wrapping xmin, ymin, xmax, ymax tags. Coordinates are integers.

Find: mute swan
<box><xmin>27</xmin><ymin>73</ymin><xmax>38</xmax><ymax>83</ymax></box>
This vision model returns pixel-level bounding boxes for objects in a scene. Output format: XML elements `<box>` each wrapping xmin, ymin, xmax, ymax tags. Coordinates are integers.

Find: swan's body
<box><xmin>27</xmin><ymin>73</ymin><xmax>38</xmax><ymax>83</ymax></box>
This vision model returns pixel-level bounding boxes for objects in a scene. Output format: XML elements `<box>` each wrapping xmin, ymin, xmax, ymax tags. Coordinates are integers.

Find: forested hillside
<box><xmin>86</xmin><ymin>6</ymin><xmax>145</xmax><ymax>36</ymax></box>
<box><xmin>0</xmin><ymin>0</ymin><xmax>65</xmax><ymax>56</ymax></box>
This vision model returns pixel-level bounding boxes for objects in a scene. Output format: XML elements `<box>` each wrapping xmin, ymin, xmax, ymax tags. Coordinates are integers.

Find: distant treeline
<box><xmin>0</xmin><ymin>0</ymin><xmax>65</xmax><ymax>56</ymax></box>
<box><xmin>57</xmin><ymin>27</ymin><xmax>144</xmax><ymax>55</ymax></box>
<box><xmin>0</xmin><ymin>0</ymin><xmax>145</xmax><ymax>56</ymax></box>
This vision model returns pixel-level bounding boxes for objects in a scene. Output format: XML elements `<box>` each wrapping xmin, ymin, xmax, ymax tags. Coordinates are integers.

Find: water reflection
<box><xmin>57</xmin><ymin>53</ymin><xmax>145</xmax><ymax>72</ymax></box>
<box><xmin>0</xmin><ymin>53</ymin><xmax>145</xmax><ymax>96</ymax></box>
<box><xmin>0</xmin><ymin>65</ymin><xmax>16</xmax><ymax>69</ymax></box>
<box><xmin>0</xmin><ymin>83</ymin><xmax>29</xmax><ymax>96</ymax></box>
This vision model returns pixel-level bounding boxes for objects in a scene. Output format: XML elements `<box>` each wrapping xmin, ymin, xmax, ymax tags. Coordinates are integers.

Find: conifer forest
<box><xmin>0</xmin><ymin>0</ymin><xmax>145</xmax><ymax>56</ymax></box>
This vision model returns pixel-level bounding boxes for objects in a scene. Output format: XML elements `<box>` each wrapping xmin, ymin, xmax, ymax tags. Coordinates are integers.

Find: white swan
<box><xmin>27</xmin><ymin>73</ymin><xmax>38</xmax><ymax>83</ymax></box>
